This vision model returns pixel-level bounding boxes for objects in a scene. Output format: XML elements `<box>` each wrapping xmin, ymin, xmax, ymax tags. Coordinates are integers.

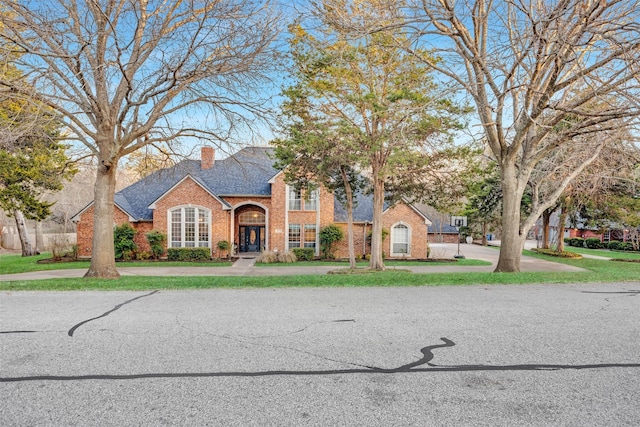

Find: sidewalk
<box><xmin>0</xmin><ymin>243</ymin><xmax>586</xmax><ymax>282</ymax></box>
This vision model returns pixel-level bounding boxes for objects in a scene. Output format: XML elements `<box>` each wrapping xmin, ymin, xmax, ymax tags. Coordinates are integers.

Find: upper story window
<box><xmin>288</xmin><ymin>186</ymin><xmax>318</xmax><ymax>211</ymax></box>
<box><xmin>289</xmin><ymin>188</ymin><xmax>302</xmax><ymax>210</ymax></box>
<box><xmin>304</xmin><ymin>189</ymin><xmax>318</xmax><ymax>211</ymax></box>
<box><xmin>169</xmin><ymin>206</ymin><xmax>210</xmax><ymax>248</ymax></box>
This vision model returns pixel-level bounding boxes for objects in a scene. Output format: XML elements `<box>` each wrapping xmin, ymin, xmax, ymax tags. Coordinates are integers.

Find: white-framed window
<box><xmin>304</xmin><ymin>189</ymin><xmax>318</xmax><ymax>211</ymax></box>
<box><xmin>304</xmin><ymin>224</ymin><xmax>317</xmax><ymax>249</ymax></box>
<box><xmin>288</xmin><ymin>186</ymin><xmax>318</xmax><ymax>211</ymax></box>
<box><xmin>169</xmin><ymin>206</ymin><xmax>210</xmax><ymax>248</ymax></box>
<box><xmin>288</xmin><ymin>224</ymin><xmax>301</xmax><ymax>250</ymax></box>
<box><xmin>391</xmin><ymin>223</ymin><xmax>410</xmax><ymax>256</ymax></box>
<box><xmin>288</xmin><ymin>188</ymin><xmax>302</xmax><ymax>210</ymax></box>
<box><xmin>238</xmin><ymin>211</ymin><xmax>265</xmax><ymax>224</ymax></box>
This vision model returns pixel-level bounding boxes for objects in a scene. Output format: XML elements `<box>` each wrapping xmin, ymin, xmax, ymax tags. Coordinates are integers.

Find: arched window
<box><xmin>391</xmin><ymin>223</ymin><xmax>410</xmax><ymax>256</ymax></box>
<box><xmin>238</xmin><ymin>211</ymin><xmax>265</xmax><ymax>224</ymax></box>
<box><xmin>169</xmin><ymin>206</ymin><xmax>210</xmax><ymax>248</ymax></box>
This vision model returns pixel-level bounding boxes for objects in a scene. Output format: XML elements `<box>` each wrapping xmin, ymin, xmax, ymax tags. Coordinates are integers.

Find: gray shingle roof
<box><xmin>115</xmin><ymin>146</ymin><xmax>278</xmax><ymax>221</ymax></box>
<box><xmin>334</xmin><ymin>192</ymin><xmax>375</xmax><ymax>222</ymax></box>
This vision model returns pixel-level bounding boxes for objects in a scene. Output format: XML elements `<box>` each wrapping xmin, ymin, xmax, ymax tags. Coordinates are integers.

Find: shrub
<box><xmin>292</xmin><ymin>247</ymin><xmax>314</xmax><ymax>261</ymax></box>
<box><xmin>68</xmin><ymin>244</ymin><xmax>79</xmax><ymax>260</ymax></box>
<box><xmin>619</xmin><ymin>242</ymin><xmax>634</xmax><ymax>251</ymax></box>
<box><xmin>608</xmin><ymin>241</ymin><xmax>634</xmax><ymax>251</ymax></box>
<box><xmin>277</xmin><ymin>251</ymin><xmax>297</xmax><ymax>263</ymax></box>
<box><xmin>607</xmin><ymin>240</ymin><xmax>622</xmax><ymax>250</ymax></box>
<box><xmin>166</xmin><ymin>247</ymin><xmax>211</xmax><ymax>261</ymax></box>
<box><xmin>145</xmin><ymin>230</ymin><xmax>166</xmax><ymax>260</ymax></box>
<box><xmin>531</xmin><ymin>248</ymin><xmax>582</xmax><ymax>258</ymax></box>
<box><xmin>256</xmin><ymin>250</ymin><xmax>297</xmax><ymax>264</ymax></box>
<box><xmin>568</xmin><ymin>237</ymin><xmax>584</xmax><ymax>247</ymax></box>
<box><xmin>320</xmin><ymin>224</ymin><xmax>344</xmax><ymax>259</ymax></box>
<box><xmin>217</xmin><ymin>240</ymin><xmax>230</xmax><ymax>259</ymax></box>
<box><xmin>135</xmin><ymin>251</ymin><xmax>151</xmax><ymax>261</ymax></box>
<box><xmin>114</xmin><ymin>223</ymin><xmax>137</xmax><ymax>260</ymax></box>
<box><xmin>47</xmin><ymin>233</ymin><xmax>70</xmax><ymax>261</ymax></box>
<box><xmin>585</xmin><ymin>237</ymin><xmax>603</xmax><ymax>249</ymax></box>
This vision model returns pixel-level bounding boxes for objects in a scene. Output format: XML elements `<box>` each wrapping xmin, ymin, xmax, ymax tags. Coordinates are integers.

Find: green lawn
<box><xmin>1</xmin><ymin>250</ymin><xmax>639</xmax><ymax>291</ymax></box>
<box><xmin>0</xmin><ymin>253</ymin><xmax>232</xmax><ymax>275</ymax></box>
<box><xmin>255</xmin><ymin>259</ymin><xmax>491</xmax><ymax>267</ymax></box>
<box><xmin>563</xmin><ymin>246</ymin><xmax>640</xmax><ymax>260</ymax></box>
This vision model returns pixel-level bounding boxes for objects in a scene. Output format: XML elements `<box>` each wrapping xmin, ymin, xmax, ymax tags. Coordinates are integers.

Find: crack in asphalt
<box><xmin>0</xmin><ymin>331</ymin><xmax>37</xmax><ymax>334</ymax></box>
<box><xmin>3</xmin><ymin>336</ymin><xmax>636</xmax><ymax>382</ymax></box>
<box><xmin>67</xmin><ymin>291</ymin><xmax>159</xmax><ymax>337</ymax></box>
<box><xmin>174</xmin><ymin>315</ymin><xmax>370</xmax><ymax>370</ymax></box>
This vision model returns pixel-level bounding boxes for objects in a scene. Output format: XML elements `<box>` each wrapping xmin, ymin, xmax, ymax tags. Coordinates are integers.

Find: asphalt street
<box><xmin>1</xmin><ymin>283</ymin><xmax>639</xmax><ymax>426</ymax></box>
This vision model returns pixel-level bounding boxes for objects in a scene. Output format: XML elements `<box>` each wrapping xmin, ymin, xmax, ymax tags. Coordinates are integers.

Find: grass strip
<box><xmin>0</xmin><ymin>253</ymin><xmax>232</xmax><ymax>275</ymax></box>
<box><xmin>255</xmin><ymin>259</ymin><xmax>491</xmax><ymax>267</ymax></box>
<box><xmin>2</xmin><ymin>256</ymin><xmax>639</xmax><ymax>291</ymax></box>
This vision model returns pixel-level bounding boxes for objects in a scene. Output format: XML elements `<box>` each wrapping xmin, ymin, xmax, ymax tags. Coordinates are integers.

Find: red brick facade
<box><xmin>75</xmin><ymin>159</ymin><xmax>431</xmax><ymax>259</ymax></box>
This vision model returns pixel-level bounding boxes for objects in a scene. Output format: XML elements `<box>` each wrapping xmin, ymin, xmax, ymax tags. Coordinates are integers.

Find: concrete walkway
<box><xmin>0</xmin><ymin>242</ymin><xmax>587</xmax><ymax>282</ymax></box>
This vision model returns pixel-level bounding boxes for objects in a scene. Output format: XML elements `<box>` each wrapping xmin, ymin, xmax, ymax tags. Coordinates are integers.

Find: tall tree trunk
<box><xmin>557</xmin><ymin>205</ymin><xmax>568</xmax><ymax>253</ymax></box>
<box><xmin>341</xmin><ymin>167</ymin><xmax>357</xmax><ymax>269</ymax></box>
<box><xmin>482</xmin><ymin>221</ymin><xmax>488</xmax><ymax>246</ymax></box>
<box><xmin>13</xmin><ymin>209</ymin><xmax>37</xmax><ymax>256</ymax></box>
<box><xmin>542</xmin><ymin>209</ymin><xmax>551</xmax><ymax>249</ymax></box>
<box><xmin>495</xmin><ymin>168</ymin><xmax>524</xmax><ymax>272</ymax></box>
<box><xmin>85</xmin><ymin>157</ymin><xmax>120</xmax><ymax>278</ymax></box>
<box><xmin>35</xmin><ymin>221</ymin><xmax>44</xmax><ymax>253</ymax></box>
<box><xmin>369</xmin><ymin>174</ymin><xmax>386</xmax><ymax>271</ymax></box>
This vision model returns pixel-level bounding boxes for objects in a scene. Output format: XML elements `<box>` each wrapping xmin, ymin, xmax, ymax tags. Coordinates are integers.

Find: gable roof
<box><xmin>333</xmin><ymin>193</ymin><xmax>432</xmax><ymax>225</ymax></box>
<box><xmin>80</xmin><ymin>146</ymin><xmax>279</xmax><ymax>222</ymax></box>
<box><xmin>414</xmin><ymin>203</ymin><xmax>459</xmax><ymax>234</ymax></box>
<box><xmin>147</xmin><ymin>175</ymin><xmax>232</xmax><ymax>211</ymax></box>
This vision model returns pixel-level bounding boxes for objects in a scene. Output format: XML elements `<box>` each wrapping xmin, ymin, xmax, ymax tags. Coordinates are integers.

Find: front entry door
<box><xmin>244</xmin><ymin>226</ymin><xmax>261</xmax><ymax>252</ymax></box>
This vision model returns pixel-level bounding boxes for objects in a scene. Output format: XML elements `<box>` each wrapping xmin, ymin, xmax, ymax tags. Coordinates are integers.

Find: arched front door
<box><xmin>236</xmin><ymin>206</ymin><xmax>266</xmax><ymax>253</ymax></box>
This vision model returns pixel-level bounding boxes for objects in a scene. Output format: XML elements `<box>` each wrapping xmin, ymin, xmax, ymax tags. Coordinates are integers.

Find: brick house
<box><xmin>73</xmin><ymin>146</ymin><xmax>434</xmax><ymax>259</ymax></box>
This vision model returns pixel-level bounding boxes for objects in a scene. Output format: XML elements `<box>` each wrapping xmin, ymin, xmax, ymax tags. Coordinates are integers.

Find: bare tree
<box><xmin>0</xmin><ymin>0</ymin><xmax>280</xmax><ymax>277</ymax></box>
<box><xmin>533</xmin><ymin>128</ymin><xmax>639</xmax><ymax>250</ymax></box>
<box><xmin>402</xmin><ymin>0</ymin><xmax>640</xmax><ymax>271</ymax></box>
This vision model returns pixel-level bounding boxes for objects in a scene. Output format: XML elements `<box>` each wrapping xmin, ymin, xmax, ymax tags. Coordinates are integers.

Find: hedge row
<box><xmin>167</xmin><ymin>247</ymin><xmax>211</xmax><ymax>261</ymax></box>
<box><xmin>291</xmin><ymin>247</ymin><xmax>315</xmax><ymax>261</ymax></box>
<box><xmin>564</xmin><ymin>238</ymin><xmax>635</xmax><ymax>251</ymax></box>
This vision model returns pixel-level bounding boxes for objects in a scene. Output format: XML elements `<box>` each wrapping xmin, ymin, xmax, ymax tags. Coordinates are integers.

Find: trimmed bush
<box><xmin>114</xmin><ymin>223</ymin><xmax>137</xmax><ymax>260</ymax></box>
<box><xmin>568</xmin><ymin>237</ymin><xmax>584</xmax><ymax>247</ymax></box>
<box><xmin>608</xmin><ymin>241</ymin><xmax>634</xmax><ymax>251</ymax></box>
<box><xmin>145</xmin><ymin>230</ymin><xmax>166</xmax><ymax>260</ymax></box>
<box><xmin>607</xmin><ymin>240</ymin><xmax>623</xmax><ymax>250</ymax></box>
<box><xmin>585</xmin><ymin>237</ymin><xmax>603</xmax><ymax>249</ymax></box>
<box><xmin>292</xmin><ymin>247</ymin><xmax>314</xmax><ymax>261</ymax></box>
<box><xmin>167</xmin><ymin>247</ymin><xmax>211</xmax><ymax>261</ymax></box>
<box><xmin>531</xmin><ymin>248</ymin><xmax>582</xmax><ymax>258</ymax></box>
<box><xmin>619</xmin><ymin>242</ymin><xmax>634</xmax><ymax>252</ymax></box>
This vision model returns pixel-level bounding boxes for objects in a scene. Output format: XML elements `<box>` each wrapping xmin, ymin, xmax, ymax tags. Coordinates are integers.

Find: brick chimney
<box><xmin>201</xmin><ymin>146</ymin><xmax>215</xmax><ymax>170</ymax></box>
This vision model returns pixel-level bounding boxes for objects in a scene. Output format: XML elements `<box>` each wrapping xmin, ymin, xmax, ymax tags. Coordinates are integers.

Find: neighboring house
<box><xmin>533</xmin><ymin>210</ymin><xmax>632</xmax><ymax>245</ymax></box>
<box><xmin>414</xmin><ymin>204</ymin><xmax>462</xmax><ymax>243</ymax></box>
<box><xmin>73</xmin><ymin>147</ymin><xmax>434</xmax><ymax>259</ymax></box>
